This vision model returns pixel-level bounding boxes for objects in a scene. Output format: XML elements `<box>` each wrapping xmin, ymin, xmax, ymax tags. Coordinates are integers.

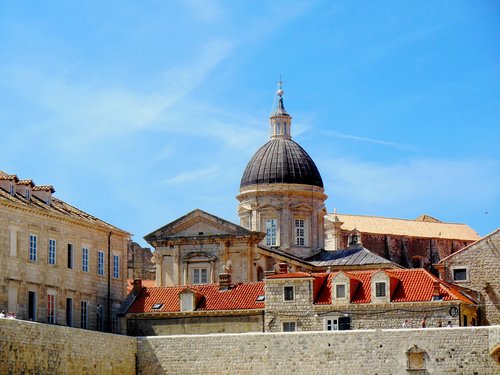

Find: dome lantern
<box><xmin>270</xmin><ymin>80</ymin><xmax>291</xmax><ymax>139</ymax></box>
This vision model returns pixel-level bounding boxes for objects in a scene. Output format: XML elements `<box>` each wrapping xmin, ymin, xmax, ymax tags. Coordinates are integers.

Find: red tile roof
<box><xmin>128</xmin><ymin>282</ymin><xmax>265</xmax><ymax>314</ymax></box>
<box><xmin>310</xmin><ymin>269</ymin><xmax>475</xmax><ymax>305</ymax></box>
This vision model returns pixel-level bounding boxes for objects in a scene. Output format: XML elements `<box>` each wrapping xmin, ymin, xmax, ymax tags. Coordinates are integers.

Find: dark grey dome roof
<box><xmin>240</xmin><ymin>138</ymin><xmax>324</xmax><ymax>188</ymax></box>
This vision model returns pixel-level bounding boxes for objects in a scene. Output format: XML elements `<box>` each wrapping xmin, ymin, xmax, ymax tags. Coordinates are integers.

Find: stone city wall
<box><xmin>2</xmin><ymin>318</ymin><xmax>499</xmax><ymax>374</ymax></box>
<box><xmin>127</xmin><ymin>313</ymin><xmax>264</xmax><ymax>336</ymax></box>
<box><xmin>0</xmin><ymin>318</ymin><xmax>136</xmax><ymax>375</ymax></box>
<box><xmin>137</xmin><ymin>326</ymin><xmax>500</xmax><ymax>375</ymax></box>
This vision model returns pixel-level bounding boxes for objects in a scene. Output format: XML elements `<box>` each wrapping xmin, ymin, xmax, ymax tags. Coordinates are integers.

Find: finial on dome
<box><xmin>271</xmin><ymin>76</ymin><xmax>290</xmax><ymax>118</ymax></box>
<box><xmin>277</xmin><ymin>76</ymin><xmax>284</xmax><ymax>97</ymax></box>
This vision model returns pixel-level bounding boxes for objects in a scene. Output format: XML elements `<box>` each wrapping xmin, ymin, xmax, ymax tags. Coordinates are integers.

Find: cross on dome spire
<box><xmin>270</xmin><ymin>78</ymin><xmax>292</xmax><ymax>139</ymax></box>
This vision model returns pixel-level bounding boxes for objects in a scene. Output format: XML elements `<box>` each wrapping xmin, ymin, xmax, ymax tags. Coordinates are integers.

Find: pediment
<box><xmin>289</xmin><ymin>202</ymin><xmax>313</xmax><ymax>212</ymax></box>
<box><xmin>144</xmin><ymin>209</ymin><xmax>254</xmax><ymax>242</ymax></box>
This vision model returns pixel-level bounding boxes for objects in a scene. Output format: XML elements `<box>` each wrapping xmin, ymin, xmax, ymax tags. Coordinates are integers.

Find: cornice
<box><xmin>0</xmin><ymin>200</ymin><xmax>130</xmax><ymax>237</ymax></box>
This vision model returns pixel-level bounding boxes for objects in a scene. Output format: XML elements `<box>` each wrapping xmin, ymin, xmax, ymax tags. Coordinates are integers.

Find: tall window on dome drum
<box><xmin>295</xmin><ymin>219</ymin><xmax>305</xmax><ymax>246</ymax></box>
<box><xmin>266</xmin><ymin>219</ymin><xmax>277</xmax><ymax>246</ymax></box>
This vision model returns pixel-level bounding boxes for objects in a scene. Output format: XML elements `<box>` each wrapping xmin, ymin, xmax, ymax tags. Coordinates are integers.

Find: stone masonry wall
<box><xmin>137</xmin><ymin>326</ymin><xmax>500</xmax><ymax>375</ymax></box>
<box><xmin>0</xmin><ymin>318</ymin><xmax>136</xmax><ymax>375</ymax></box>
<box><xmin>1</xmin><ymin>318</ymin><xmax>499</xmax><ymax>374</ymax></box>
<box><xmin>339</xmin><ymin>232</ymin><xmax>474</xmax><ymax>272</ymax></box>
<box><xmin>440</xmin><ymin>230</ymin><xmax>500</xmax><ymax>325</ymax></box>
<box><xmin>127</xmin><ymin>313</ymin><xmax>264</xmax><ymax>336</ymax></box>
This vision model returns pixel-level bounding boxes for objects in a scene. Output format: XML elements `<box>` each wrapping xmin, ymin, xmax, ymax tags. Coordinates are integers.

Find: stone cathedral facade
<box><xmin>145</xmin><ymin>86</ymin><xmax>479</xmax><ymax>286</ymax></box>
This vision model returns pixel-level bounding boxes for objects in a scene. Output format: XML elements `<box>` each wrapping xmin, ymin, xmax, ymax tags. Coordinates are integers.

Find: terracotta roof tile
<box><xmin>32</xmin><ymin>185</ymin><xmax>55</xmax><ymax>193</ymax></box>
<box><xmin>313</xmin><ymin>269</ymin><xmax>475</xmax><ymax>305</ymax></box>
<box><xmin>0</xmin><ymin>172</ymin><xmax>129</xmax><ymax>234</ymax></box>
<box><xmin>326</xmin><ymin>213</ymin><xmax>479</xmax><ymax>241</ymax></box>
<box><xmin>128</xmin><ymin>282</ymin><xmax>265</xmax><ymax>314</ymax></box>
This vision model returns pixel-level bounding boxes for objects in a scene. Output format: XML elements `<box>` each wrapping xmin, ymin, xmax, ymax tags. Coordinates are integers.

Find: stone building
<box><xmin>123</xmin><ymin>265</ymin><xmax>477</xmax><ymax>335</ymax></box>
<box><xmin>127</xmin><ymin>241</ymin><xmax>155</xmax><ymax>280</ymax></box>
<box><xmin>264</xmin><ymin>267</ymin><xmax>478</xmax><ymax>332</ymax></box>
<box><xmin>144</xmin><ymin>84</ymin><xmax>481</xmax><ymax>287</ymax></box>
<box><xmin>325</xmin><ymin>213</ymin><xmax>479</xmax><ymax>272</ymax></box>
<box><xmin>436</xmin><ymin>228</ymin><xmax>500</xmax><ymax>325</ymax></box>
<box><xmin>125</xmin><ymin>275</ymin><xmax>264</xmax><ymax>336</ymax></box>
<box><xmin>0</xmin><ymin>171</ymin><xmax>130</xmax><ymax>332</ymax></box>
<box><xmin>146</xmin><ymin>209</ymin><xmax>400</xmax><ymax>287</ymax></box>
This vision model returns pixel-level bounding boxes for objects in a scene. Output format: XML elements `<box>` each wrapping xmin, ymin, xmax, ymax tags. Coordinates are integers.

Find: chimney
<box><xmin>432</xmin><ymin>280</ymin><xmax>441</xmax><ymax>298</ymax></box>
<box><xmin>434</xmin><ymin>264</ymin><xmax>446</xmax><ymax>280</ymax></box>
<box><xmin>132</xmin><ymin>279</ymin><xmax>142</xmax><ymax>295</ymax></box>
<box><xmin>219</xmin><ymin>273</ymin><xmax>231</xmax><ymax>290</ymax></box>
<box><xmin>278</xmin><ymin>263</ymin><xmax>288</xmax><ymax>274</ymax></box>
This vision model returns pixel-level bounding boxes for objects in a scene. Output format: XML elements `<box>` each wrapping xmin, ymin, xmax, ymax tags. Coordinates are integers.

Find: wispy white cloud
<box><xmin>321</xmin><ymin>157</ymin><xmax>500</xmax><ymax>209</ymax></box>
<box><xmin>183</xmin><ymin>0</ymin><xmax>223</xmax><ymax>23</ymax></box>
<box><xmin>322</xmin><ymin>130</ymin><xmax>411</xmax><ymax>149</ymax></box>
<box><xmin>162</xmin><ymin>166</ymin><xmax>220</xmax><ymax>184</ymax></box>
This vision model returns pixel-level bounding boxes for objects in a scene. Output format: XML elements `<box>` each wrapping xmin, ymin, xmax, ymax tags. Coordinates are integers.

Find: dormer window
<box><xmin>375</xmin><ymin>282</ymin><xmax>386</xmax><ymax>297</ymax></box>
<box><xmin>25</xmin><ymin>188</ymin><xmax>31</xmax><ymax>200</ymax></box>
<box><xmin>9</xmin><ymin>183</ymin><xmax>15</xmax><ymax>195</ymax></box>
<box><xmin>46</xmin><ymin>194</ymin><xmax>51</xmax><ymax>205</ymax></box>
<box><xmin>180</xmin><ymin>293</ymin><xmax>194</xmax><ymax>311</ymax></box>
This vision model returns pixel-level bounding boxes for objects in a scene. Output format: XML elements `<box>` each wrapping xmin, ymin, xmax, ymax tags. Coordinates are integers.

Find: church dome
<box><xmin>240</xmin><ymin>138</ymin><xmax>324</xmax><ymax>188</ymax></box>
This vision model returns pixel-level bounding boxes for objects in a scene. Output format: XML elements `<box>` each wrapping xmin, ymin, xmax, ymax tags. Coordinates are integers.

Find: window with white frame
<box><xmin>47</xmin><ymin>294</ymin><xmax>56</xmax><ymax>324</ymax></box>
<box><xmin>282</xmin><ymin>321</ymin><xmax>296</xmax><ymax>332</ymax></box>
<box><xmin>335</xmin><ymin>284</ymin><xmax>346</xmax><ymax>299</ymax></box>
<box><xmin>265</xmin><ymin>218</ymin><xmax>277</xmax><ymax>246</ymax></box>
<box><xmin>98</xmin><ymin>251</ymin><xmax>105</xmax><ymax>276</ymax></box>
<box><xmin>193</xmin><ymin>268</ymin><xmax>208</xmax><ymax>284</ymax></box>
<box><xmin>325</xmin><ymin>317</ymin><xmax>339</xmax><ymax>331</ymax></box>
<box><xmin>375</xmin><ymin>282</ymin><xmax>386</xmax><ymax>297</ymax></box>
<box><xmin>453</xmin><ymin>267</ymin><xmax>468</xmax><ymax>282</ymax></box>
<box><xmin>113</xmin><ymin>255</ymin><xmax>119</xmax><ymax>278</ymax></box>
<box><xmin>284</xmin><ymin>286</ymin><xmax>294</xmax><ymax>301</ymax></box>
<box><xmin>82</xmin><ymin>247</ymin><xmax>89</xmax><ymax>272</ymax></box>
<box><xmin>48</xmin><ymin>239</ymin><xmax>56</xmax><ymax>265</ymax></box>
<box><xmin>80</xmin><ymin>301</ymin><xmax>88</xmax><ymax>329</ymax></box>
<box><xmin>29</xmin><ymin>234</ymin><xmax>37</xmax><ymax>261</ymax></box>
<box><xmin>294</xmin><ymin>219</ymin><xmax>306</xmax><ymax>246</ymax></box>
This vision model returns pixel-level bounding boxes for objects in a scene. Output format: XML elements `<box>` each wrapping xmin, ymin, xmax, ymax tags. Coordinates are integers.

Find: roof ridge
<box><xmin>328</xmin><ymin>212</ymin><xmax>471</xmax><ymax>226</ymax></box>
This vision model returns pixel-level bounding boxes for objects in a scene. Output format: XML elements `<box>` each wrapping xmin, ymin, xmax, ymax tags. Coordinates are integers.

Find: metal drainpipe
<box><xmin>107</xmin><ymin>231</ymin><xmax>112</xmax><ymax>332</ymax></box>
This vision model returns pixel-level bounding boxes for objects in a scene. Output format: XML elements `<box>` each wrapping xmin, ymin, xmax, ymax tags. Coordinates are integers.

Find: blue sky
<box><xmin>1</xmin><ymin>1</ymin><xmax>499</xmax><ymax>247</ymax></box>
